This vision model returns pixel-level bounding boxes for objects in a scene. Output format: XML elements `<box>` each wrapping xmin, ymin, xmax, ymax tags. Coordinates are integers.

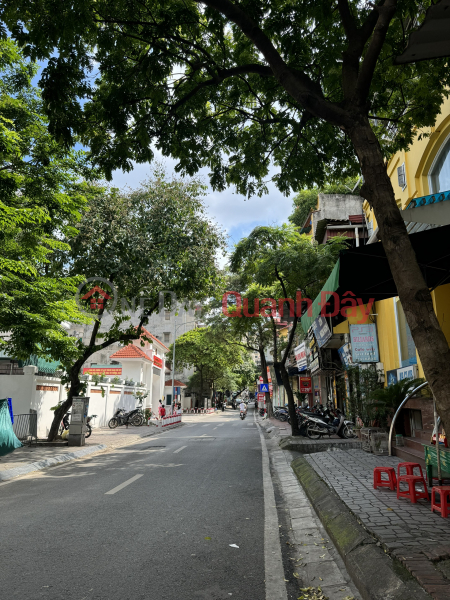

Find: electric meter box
<box><xmin>68</xmin><ymin>397</ymin><xmax>90</xmax><ymax>446</ymax></box>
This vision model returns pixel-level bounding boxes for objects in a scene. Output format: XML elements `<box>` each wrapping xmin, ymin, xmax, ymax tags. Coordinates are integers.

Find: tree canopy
<box><xmin>2</xmin><ymin>1</ymin><xmax>448</xmax><ymax>189</ymax></box>
<box><xmin>0</xmin><ymin>38</ymin><xmax>92</xmax><ymax>362</ymax></box>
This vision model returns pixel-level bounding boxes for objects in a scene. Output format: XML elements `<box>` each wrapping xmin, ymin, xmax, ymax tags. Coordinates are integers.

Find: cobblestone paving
<box><xmin>304</xmin><ymin>449</ymin><xmax>450</xmax><ymax>600</ymax></box>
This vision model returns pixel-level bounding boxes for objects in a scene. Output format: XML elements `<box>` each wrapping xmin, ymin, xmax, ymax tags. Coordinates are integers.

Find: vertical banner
<box><xmin>349</xmin><ymin>323</ymin><xmax>379</xmax><ymax>363</ymax></box>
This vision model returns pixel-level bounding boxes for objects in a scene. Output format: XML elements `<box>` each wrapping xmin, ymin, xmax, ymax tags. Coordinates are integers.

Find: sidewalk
<box><xmin>0</xmin><ymin>423</ymin><xmax>179</xmax><ymax>482</ymax></box>
<box><xmin>299</xmin><ymin>448</ymin><xmax>450</xmax><ymax>600</ymax></box>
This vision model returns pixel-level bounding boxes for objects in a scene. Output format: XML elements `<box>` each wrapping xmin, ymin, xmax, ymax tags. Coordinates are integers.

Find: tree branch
<box><xmin>354</xmin><ymin>0</ymin><xmax>397</xmax><ymax>104</ymax></box>
<box><xmin>199</xmin><ymin>0</ymin><xmax>352</xmax><ymax>128</ymax></box>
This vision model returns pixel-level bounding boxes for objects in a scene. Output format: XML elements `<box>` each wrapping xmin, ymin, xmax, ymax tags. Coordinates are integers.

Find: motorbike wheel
<box><xmin>85</xmin><ymin>424</ymin><xmax>92</xmax><ymax>438</ymax></box>
<box><xmin>342</xmin><ymin>424</ymin><xmax>355</xmax><ymax>439</ymax></box>
<box><xmin>108</xmin><ymin>417</ymin><xmax>119</xmax><ymax>429</ymax></box>
<box><xmin>307</xmin><ymin>423</ymin><xmax>325</xmax><ymax>440</ymax></box>
<box><xmin>130</xmin><ymin>414</ymin><xmax>144</xmax><ymax>426</ymax></box>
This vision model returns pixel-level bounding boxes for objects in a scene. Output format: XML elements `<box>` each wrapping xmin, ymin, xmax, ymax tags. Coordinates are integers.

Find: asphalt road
<box><xmin>0</xmin><ymin>409</ymin><xmax>266</xmax><ymax>600</ymax></box>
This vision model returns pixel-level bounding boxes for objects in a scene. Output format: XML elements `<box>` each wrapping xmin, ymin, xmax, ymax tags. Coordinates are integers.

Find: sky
<box><xmin>110</xmin><ymin>154</ymin><xmax>296</xmax><ymax>267</ymax></box>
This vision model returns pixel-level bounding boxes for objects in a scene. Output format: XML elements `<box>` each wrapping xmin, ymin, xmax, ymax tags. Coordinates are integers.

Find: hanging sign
<box><xmin>350</xmin><ymin>324</ymin><xmax>379</xmax><ymax>363</ymax></box>
<box><xmin>299</xmin><ymin>377</ymin><xmax>312</xmax><ymax>393</ymax></box>
<box><xmin>153</xmin><ymin>355</ymin><xmax>163</xmax><ymax>368</ymax></box>
<box><xmin>294</xmin><ymin>343</ymin><xmax>307</xmax><ymax>371</ymax></box>
<box><xmin>338</xmin><ymin>344</ymin><xmax>352</xmax><ymax>369</ymax></box>
<box><xmin>311</xmin><ymin>316</ymin><xmax>332</xmax><ymax>348</ymax></box>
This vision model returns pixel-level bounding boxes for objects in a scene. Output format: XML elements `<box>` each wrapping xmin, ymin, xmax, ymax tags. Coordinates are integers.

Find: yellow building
<box><xmin>359</xmin><ymin>96</ymin><xmax>450</xmax><ymax>382</ymax></box>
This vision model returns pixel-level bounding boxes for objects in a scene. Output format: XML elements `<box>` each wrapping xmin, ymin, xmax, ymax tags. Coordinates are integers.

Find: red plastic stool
<box><xmin>397</xmin><ymin>462</ymin><xmax>425</xmax><ymax>479</ymax></box>
<box><xmin>373</xmin><ymin>467</ymin><xmax>397</xmax><ymax>491</ymax></box>
<box><xmin>431</xmin><ymin>486</ymin><xmax>450</xmax><ymax>518</ymax></box>
<box><xmin>397</xmin><ymin>475</ymin><xmax>430</xmax><ymax>503</ymax></box>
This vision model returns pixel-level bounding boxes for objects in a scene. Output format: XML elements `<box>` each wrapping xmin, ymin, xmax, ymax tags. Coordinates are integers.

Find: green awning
<box><xmin>300</xmin><ymin>259</ymin><xmax>340</xmax><ymax>332</ymax></box>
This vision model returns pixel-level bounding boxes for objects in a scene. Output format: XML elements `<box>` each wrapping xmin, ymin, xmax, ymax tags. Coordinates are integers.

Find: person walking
<box><xmin>222</xmin><ymin>400</ymin><xmax>225</xmax><ymax>412</ymax></box>
<box><xmin>158</xmin><ymin>400</ymin><xmax>166</xmax><ymax>420</ymax></box>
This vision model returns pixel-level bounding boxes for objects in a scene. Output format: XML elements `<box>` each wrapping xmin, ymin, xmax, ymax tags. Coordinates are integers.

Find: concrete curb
<box><xmin>291</xmin><ymin>456</ymin><xmax>432</xmax><ymax>600</ymax></box>
<box><xmin>0</xmin><ymin>444</ymin><xmax>107</xmax><ymax>482</ymax></box>
<box><xmin>280</xmin><ymin>435</ymin><xmax>362</xmax><ymax>453</ymax></box>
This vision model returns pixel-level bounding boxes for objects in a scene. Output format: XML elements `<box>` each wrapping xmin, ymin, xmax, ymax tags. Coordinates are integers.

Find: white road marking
<box><xmin>105</xmin><ymin>474</ymin><xmax>143</xmax><ymax>495</ymax></box>
<box><xmin>173</xmin><ymin>446</ymin><xmax>187</xmax><ymax>454</ymax></box>
<box><xmin>255</xmin><ymin>414</ymin><xmax>288</xmax><ymax>600</ymax></box>
<box><xmin>213</xmin><ymin>427</ymin><xmax>218</xmax><ymax>430</ymax></box>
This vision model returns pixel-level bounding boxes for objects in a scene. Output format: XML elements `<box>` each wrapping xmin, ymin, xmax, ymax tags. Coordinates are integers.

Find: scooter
<box><xmin>240</xmin><ymin>410</ymin><xmax>246</xmax><ymax>420</ymax></box>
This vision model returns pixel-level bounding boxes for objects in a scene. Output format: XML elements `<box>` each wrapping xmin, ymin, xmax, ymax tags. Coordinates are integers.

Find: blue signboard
<box><xmin>311</xmin><ymin>316</ymin><xmax>332</xmax><ymax>348</ymax></box>
<box><xmin>387</xmin><ymin>369</ymin><xmax>398</xmax><ymax>387</ymax></box>
<box><xmin>259</xmin><ymin>383</ymin><xmax>269</xmax><ymax>393</ymax></box>
<box><xmin>350</xmin><ymin>324</ymin><xmax>379</xmax><ymax>363</ymax></box>
<box><xmin>338</xmin><ymin>344</ymin><xmax>352</xmax><ymax>369</ymax></box>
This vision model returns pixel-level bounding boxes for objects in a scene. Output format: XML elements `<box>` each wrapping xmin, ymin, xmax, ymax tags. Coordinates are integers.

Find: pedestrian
<box><xmin>222</xmin><ymin>400</ymin><xmax>225</xmax><ymax>412</ymax></box>
<box><xmin>158</xmin><ymin>400</ymin><xmax>166</xmax><ymax>420</ymax></box>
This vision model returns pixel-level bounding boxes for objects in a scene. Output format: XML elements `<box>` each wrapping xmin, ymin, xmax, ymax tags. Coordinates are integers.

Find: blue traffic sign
<box><xmin>259</xmin><ymin>383</ymin><xmax>269</xmax><ymax>393</ymax></box>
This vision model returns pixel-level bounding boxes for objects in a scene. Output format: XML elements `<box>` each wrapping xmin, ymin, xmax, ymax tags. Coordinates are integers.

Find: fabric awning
<box><xmin>301</xmin><ymin>223</ymin><xmax>450</xmax><ymax>331</ymax></box>
<box><xmin>300</xmin><ymin>260</ymin><xmax>340</xmax><ymax>331</ymax></box>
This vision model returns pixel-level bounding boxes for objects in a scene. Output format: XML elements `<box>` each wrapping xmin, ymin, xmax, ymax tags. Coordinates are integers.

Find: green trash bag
<box><xmin>0</xmin><ymin>398</ymin><xmax>22</xmax><ymax>457</ymax></box>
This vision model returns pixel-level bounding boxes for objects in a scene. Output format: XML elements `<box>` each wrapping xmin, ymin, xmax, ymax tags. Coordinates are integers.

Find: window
<box><xmin>163</xmin><ymin>332</ymin><xmax>170</xmax><ymax>343</ymax></box>
<box><xmin>165</xmin><ymin>310</ymin><xmax>171</xmax><ymax>320</ymax></box>
<box><xmin>430</xmin><ymin>137</ymin><xmax>450</xmax><ymax>193</ymax></box>
<box><xmin>397</xmin><ymin>163</ymin><xmax>406</xmax><ymax>190</ymax></box>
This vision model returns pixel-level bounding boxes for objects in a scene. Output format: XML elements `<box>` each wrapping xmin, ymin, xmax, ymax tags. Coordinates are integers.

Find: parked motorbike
<box><xmin>60</xmin><ymin>413</ymin><xmax>94</xmax><ymax>438</ymax></box>
<box><xmin>108</xmin><ymin>407</ymin><xmax>143</xmax><ymax>428</ymax></box>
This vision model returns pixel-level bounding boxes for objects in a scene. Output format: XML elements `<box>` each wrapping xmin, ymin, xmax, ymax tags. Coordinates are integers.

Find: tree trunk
<box><xmin>259</xmin><ymin>346</ymin><xmax>272</xmax><ymax>416</ymax></box>
<box><xmin>278</xmin><ymin>361</ymin><xmax>301</xmax><ymax>436</ymax></box>
<box><xmin>349</xmin><ymin>117</ymin><xmax>450</xmax><ymax>435</ymax></box>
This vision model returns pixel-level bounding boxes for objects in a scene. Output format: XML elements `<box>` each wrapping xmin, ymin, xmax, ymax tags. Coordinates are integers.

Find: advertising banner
<box><xmin>349</xmin><ymin>323</ymin><xmax>379</xmax><ymax>363</ymax></box>
<box><xmin>338</xmin><ymin>343</ymin><xmax>352</xmax><ymax>369</ymax></box>
<box><xmin>397</xmin><ymin>365</ymin><xmax>419</xmax><ymax>381</ymax></box>
<box><xmin>387</xmin><ymin>369</ymin><xmax>398</xmax><ymax>386</ymax></box>
<box><xmin>311</xmin><ymin>316</ymin><xmax>332</xmax><ymax>348</ymax></box>
<box><xmin>299</xmin><ymin>377</ymin><xmax>312</xmax><ymax>393</ymax></box>
<box><xmin>82</xmin><ymin>365</ymin><xmax>122</xmax><ymax>375</ymax></box>
<box><xmin>294</xmin><ymin>343</ymin><xmax>307</xmax><ymax>371</ymax></box>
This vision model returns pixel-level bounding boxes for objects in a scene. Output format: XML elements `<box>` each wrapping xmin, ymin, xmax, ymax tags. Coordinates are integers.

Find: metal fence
<box><xmin>12</xmin><ymin>413</ymin><xmax>38</xmax><ymax>446</ymax></box>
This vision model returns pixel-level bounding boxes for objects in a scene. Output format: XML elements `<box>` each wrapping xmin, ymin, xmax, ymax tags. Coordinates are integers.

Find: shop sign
<box><xmin>349</xmin><ymin>324</ymin><xmax>379</xmax><ymax>363</ymax></box>
<box><xmin>387</xmin><ymin>369</ymin><xmax>398</xmax><ymax>386</ymax></box>
<box><xmin>311</xmin><ymin>316</ymin><xmax>332</xmax><ymax>348</ymax></box>
<box><xmin>294</xmin><ymin>343</ymin><xmax>307</xmax><ymax>371</ymax></box>
<box><xmin>82</xmin><ymin>365</ymin><xmax>122</xmax><ymax>375</ymax></box>
<box><xmin>397</xmin><ymin>365</ymin><xmax>419</xmax><ymax>381</ymax></box>
<box><xmin>310</xmin><ymin>356</ymin><xmax>320</xmax><ymax>374</ymax></box>
<box><xmin>153</xmin><ymin>355</ymin><xmax>163</xmax><ymax>368</ymax></box>
<box><xmin>338</xmin><ymin>343</ymin><xmax>352</xmax><ymax>369</ymax></box>
<box><xmin>299</xmin><ymin>377</ymin><xmax>312</xmax><ymax>393</ymax></box>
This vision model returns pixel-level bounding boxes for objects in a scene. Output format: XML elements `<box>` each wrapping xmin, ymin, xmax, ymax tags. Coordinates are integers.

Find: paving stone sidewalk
<box><xmin>265</xmin><ymin>433</ymin><xmax>362</xmax><ymax>600</ymax></box>
<box><xmin>304</xmin><ymin>448</ymin><xmax>450</xmax><ymax>600</ymax></box>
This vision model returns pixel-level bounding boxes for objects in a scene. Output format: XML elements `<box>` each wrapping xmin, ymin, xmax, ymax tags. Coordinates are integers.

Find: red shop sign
<box><xmin>299</xmin><ymin>377</ymin><xmax>312</xmax><ymax>393</ymax></box>
<box><xmin>153</xmin><ymin>355</ymin><xmax>163</xmax><ymax>368</ymax></box>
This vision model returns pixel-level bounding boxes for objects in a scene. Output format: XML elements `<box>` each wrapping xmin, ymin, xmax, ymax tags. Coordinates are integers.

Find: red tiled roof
<box><xmin>110</xmin><ymin>345</ymin><xmax>151</xmax><ymax>361</ymax></box>
<box><xmin>165</xmin><ymin>379</ymin><xmax>186</xmax><ymax>387</ymax></box>
<box><xmin>136</xmin><ymin>326</ymin><xmax>169</xmax><ymax>351</ymax></box>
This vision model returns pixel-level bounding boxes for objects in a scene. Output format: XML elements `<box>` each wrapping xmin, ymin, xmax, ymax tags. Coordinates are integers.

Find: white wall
<box><xmin>0</xmin><ymin>368</ymin><xmax>148</xmax><ymax>437</ymax></box>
